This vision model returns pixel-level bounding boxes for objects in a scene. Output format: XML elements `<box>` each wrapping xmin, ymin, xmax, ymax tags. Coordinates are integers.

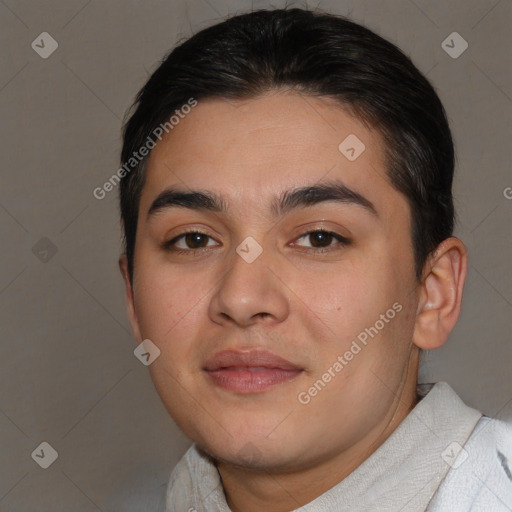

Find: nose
<box><xmin>208</xmin><ymin>240</ymin><xmax>290</xmax><ymax>328</ymax></box>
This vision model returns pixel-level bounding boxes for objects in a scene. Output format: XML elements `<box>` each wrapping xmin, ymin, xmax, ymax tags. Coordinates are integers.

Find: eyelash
<box><xmin>162</xmin><ymin>229</ymin><xmax>351</xmax><ymax>255</ymax></box>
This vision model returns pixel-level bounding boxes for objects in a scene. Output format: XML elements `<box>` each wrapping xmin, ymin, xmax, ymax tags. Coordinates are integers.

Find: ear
<box><xmin>118</xmin><ymin>254</ymin><xmax>143</xmax><ymax>344</ymax></box>
<box><xmin>413</xmin><ymin>237</ymin><xmax>468</xmax><ymax>350</ymax></box>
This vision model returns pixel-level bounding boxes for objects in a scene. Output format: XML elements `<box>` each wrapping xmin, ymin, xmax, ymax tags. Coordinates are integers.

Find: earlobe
<box><xmin>412</xmin><ymin>237</ymin><xmax>468</xmax><ymax>350</ymax></box>
<box><xmin>118</xmin><ymin>254</ymin><xmax>143</xmax><ymax>343</ymax></box>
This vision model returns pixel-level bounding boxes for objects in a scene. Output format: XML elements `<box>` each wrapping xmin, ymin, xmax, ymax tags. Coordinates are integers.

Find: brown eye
<box><xmin>308</xmin><ymin>231</ymin><xmax>334</xmax><ymax>247</ymax></box>
<box><xmin>183</xmin><ymin>233</ymin><xmax>209</xmax><ymax>249</ymax></box>
<box><xmin>163</xmin><ymin>231</ymin><xmax>218</xmax><ymax>252</ymax></box>
<box><xmin>294</xmin><ymin>230</ymin><xmax>350</xmax><ymax>251</ymax></box>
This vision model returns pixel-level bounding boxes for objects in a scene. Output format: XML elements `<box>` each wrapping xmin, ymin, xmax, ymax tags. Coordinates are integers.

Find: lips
<box><xmin>204</xmin><ymin>349</ymin><xmax>301</xmax><ymax>371</ymax></box>
<box><xmin>203</xmin><ymin>349</ymin><xmax>303</xmax><ymax>393</ymax></box>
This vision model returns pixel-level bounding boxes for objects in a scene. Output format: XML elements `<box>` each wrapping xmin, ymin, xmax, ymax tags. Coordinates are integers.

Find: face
<box><xmin>124</xmin><ymin>90</ymin><xmax>421</xmax><ymax>472</ymax></box>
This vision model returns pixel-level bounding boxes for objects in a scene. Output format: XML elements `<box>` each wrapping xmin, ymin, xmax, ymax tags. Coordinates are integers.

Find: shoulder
<box><xmin>428</xmin><ymin>416</ymin><xmax>512</xmax><ymax>511</ymax></box>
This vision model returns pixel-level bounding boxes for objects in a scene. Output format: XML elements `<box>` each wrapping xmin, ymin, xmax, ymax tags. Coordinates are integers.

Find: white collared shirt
<box><xmin>166</xmin><ymin>382</ymin><xmax>512</xmax><ymax>511</ymax></box>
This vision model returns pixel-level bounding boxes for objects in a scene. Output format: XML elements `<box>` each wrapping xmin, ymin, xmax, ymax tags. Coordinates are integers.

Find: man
<box><xmin>118</xmin><ymin>8</ymin><xmax>512</xmax><ymax>511</ymax></box>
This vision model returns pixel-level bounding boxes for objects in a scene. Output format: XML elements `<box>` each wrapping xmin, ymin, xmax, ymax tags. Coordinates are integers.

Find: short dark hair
<box><xmin>120</xmin><ymin>7</ymin><xmax>455</xmax><ymax>283</ymax></box>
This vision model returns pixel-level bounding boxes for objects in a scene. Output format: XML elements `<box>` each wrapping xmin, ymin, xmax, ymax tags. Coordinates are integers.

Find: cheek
<box><xmin>132</xmin><ymin>262</ymin><xmax>205</xmax><ymax>344</ymax></box>
<box><xmin>312</xmin><ymin>269</ymin><xmax>388</xmax><ymax>328</ymax></box>
<box><xmin>284</xmin><ymin>268</ymin><xmax>389</xmax><ymax>377</ymax></box>
<box><xmin>311</xmin><ymin>261</ymin><xmax>410</xmax><ymax>367</ymax></box>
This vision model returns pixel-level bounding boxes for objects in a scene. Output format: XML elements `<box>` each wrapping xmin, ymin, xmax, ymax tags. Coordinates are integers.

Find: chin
<box><xmin>194</xmin><ymin>424</ymin><xmax>311</xmax><ymax>472</ymax></box>
<box><xmin>200</xmin><ymin>440</ymin><xmax>298</xmax><ymax>473</ymax></box>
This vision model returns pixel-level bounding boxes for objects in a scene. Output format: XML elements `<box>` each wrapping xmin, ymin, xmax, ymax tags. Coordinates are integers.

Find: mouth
<box><xmin>203</xmin><ymin>349</ymin><xmax>304</xmax><ymax>393</ymax></box>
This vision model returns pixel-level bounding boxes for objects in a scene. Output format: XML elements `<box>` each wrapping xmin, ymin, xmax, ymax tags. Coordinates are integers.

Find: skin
<box><xmin>119</xmin><ymin>89</ymin><xmax>467</xmax><ymax>511</ymax></box>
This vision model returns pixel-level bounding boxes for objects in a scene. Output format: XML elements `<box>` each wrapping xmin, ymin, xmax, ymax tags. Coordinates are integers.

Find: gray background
<box><xmin>0</xmin><ymin>0</ymin><xmax>510</xmax><ymax>510</ymax></box>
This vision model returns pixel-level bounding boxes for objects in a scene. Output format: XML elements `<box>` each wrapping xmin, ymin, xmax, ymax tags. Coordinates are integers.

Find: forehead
<box><xmin>139</xmin><ymin>90</ymin><xmax>402</xmax><ymax>219</ymax></box>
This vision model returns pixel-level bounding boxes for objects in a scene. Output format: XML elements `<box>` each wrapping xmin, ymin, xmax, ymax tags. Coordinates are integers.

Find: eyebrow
<box><xmin>147</xmin><ymin>180</ymin><xmax>378</xmax><ymax>220</ymax></box>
